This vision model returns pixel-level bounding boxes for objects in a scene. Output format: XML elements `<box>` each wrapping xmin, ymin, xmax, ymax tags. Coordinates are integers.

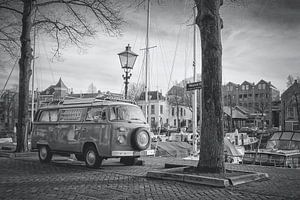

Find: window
<box><xmin>248</xmin><ymin>93</ymin><xmax>252</xmax><ymax>98</ymax></box>
<box><xmin>86</xmin><ymin>107</ymin><xmax>106</xmax><ymax>122</ymax></box>
<box><xmin>243</xmin><ymin>94</ymin><xmax>247</xmax><ymax>98</ymax></box>
<box><xmin>39</xmin><ymin>111</ymin><xmax>49</xmax><ymax>122</ymax></box>
<box><xmin>174</xmin><ymin>119</ymin><xmax>176</xmax><ymax>126</ymax></box>
<box><xmin>49</xmin><ymin>110</ymin><xmax>58</xmax><ymax>121</ymax></box>
<box><xmin>242</xmin><ymin>85</ymin><xmax>245</xmax><ymax>90</ymax></box>
<box><xmin>184</xmin><ymin>109</ymin><xmax>186</xmax><ymax>116</ymax></box>
<box><xmin>258</xmin><ymin>84</ymin><xmax>261</xmax><ymax>90</ymax></box>
<box><xmin>59</xmin><ymin>108</ymin><xmax>84</xmax><ymax>122</ymax></box>
<box><xmin>287</xmin><ymin>107</ymin><xmax>294</xmax><ymax>118</ymax></box>
<box><xmin>160</xmin><ymin>105</ymin><xmax>163</xmax><ymax>114</ymax></box>
<box><xmin>239</xmin><ymin>94</ymin><xmax>242</xmax><ymax>99</ymax></box>
<box><xmin>262</xmin><ymin>84</ymin><xmax>266</xmax><ymax>89</ymax></box>
<box><xmin>180</xmin><ymin>108</ymin><xmax>183</xmax><ymax>116</ymax></box>
<box><xmin>172</xmin><ymin>107</ymin><xmax>175</xmax><ymax>116</ymax></box>
<box><xmin>39</xmin><ymin>110</ymin><xmax>58</xmax><ymax>122</ymax></box>
<box><xmin>109</xmin><ymin>105</ymin><xmax>146</xmax><ymax>122</ymax></box>
<box><xmin>280</xmin><ymin>132</ymin><xmax>293</xmax><ymax>140</ymax></box>
<box><xmin>151</xmin><ymin>105</ymin><xmax>155</xmax><ymax>114</ymax></box>
<box><xmin>255</xmin><ymin>93</ymin><xmax>259</xmax><ymax>98</ymax></box>
<box><xmin>246</xmin><ymin>85</ymin><xmax>249</xmax><ymax>90</ymax></box>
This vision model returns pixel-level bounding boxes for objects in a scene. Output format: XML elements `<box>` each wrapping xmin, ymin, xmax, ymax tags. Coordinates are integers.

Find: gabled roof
<box><xmin>225</xmin><ymin>82</ymin><xmax>238</xmax><ymax>86</ymax></box>
<box><xmin>54</xmin><ymin>78</ymin><xmax>68</xmax><ymax>89</ymax></box>
<box><xmin>241</xmin><ymin>81</ymin><xmax>252</xmax><ymax>86</ymax></box>
<box><xmin>282</xmin><ymin>80</ymin><xmax>300</xmax><ymax>100</ymax></box>
<box><xmin>223</xmin><ymin>106</ymin><xmax>248</xmax><ymax>119</ymax></box>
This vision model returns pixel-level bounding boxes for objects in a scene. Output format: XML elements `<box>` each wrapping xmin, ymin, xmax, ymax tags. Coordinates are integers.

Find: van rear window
<box><xmin>59</xmin><ymin>108</ymin><xmax>84</xmax><ymax>121</ymax></box>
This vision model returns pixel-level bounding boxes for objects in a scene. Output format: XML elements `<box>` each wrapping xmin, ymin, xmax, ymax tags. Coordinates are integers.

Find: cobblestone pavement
<box><xmin>0</xmin><ymin>155</ymin><xmax>299</xmax><ymax>200</ymax></box>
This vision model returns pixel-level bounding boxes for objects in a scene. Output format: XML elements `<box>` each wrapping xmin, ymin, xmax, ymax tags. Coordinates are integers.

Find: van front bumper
<box><xmin>112</xmin><ymin>149</ymin><xmax>155</xmax><ymax>157</ymax></box>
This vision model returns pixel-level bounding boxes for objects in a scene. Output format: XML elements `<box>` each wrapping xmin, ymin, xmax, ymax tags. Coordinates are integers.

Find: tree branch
<box><xmin>0</xmin><ymin>5</ymin><xmax>23</xmax><ymax>15</ymax></box>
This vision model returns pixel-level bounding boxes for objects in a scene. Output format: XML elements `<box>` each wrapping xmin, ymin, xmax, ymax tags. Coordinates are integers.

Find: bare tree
<box><xmin>0</xmin><ymin>0</ymin><xmax>123</xmax><ymax>152</ymax></box>
<box><xmin>127</xmin><ymin>82</ymin><xmax>145</xmax><ymax>101</ymax></box>
<box><xmin>87</xmin><ymin>83</ymin><xmax>97</xmax><ymax>94</ymax></box>
<box><xmin>287</xmin><ymin>75</ymin><xmax>300</xmax><ymax>88</ymax></box>
<box><xmin>195</xmin><ymin>0</ymin><xmax>225</xmax><ymax>173</ymax></box>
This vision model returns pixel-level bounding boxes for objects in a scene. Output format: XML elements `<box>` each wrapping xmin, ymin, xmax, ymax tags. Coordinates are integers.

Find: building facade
<box><xmin>0</xmin><ymin>90</ymin><xmax>18</xmax><ymax>138</ymax></box>
<box><xmin>136</xmin><ymin>91</ymin><xmax>192</xmax><ymax>131</ymax></box>
<box><xmin>223</xmin><ymin>80</ymin><xmax>280</xmax><ymax>128</ymax></box>
<box><xmin>281</xmin><ymin>80</ymin><xmax>300</xmax><ymax>131</ymax></box>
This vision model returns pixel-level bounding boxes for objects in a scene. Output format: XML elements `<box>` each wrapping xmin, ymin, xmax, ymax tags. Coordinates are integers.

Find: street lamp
<box><xmin>118</xmin><ymin>44</ymin><xmax>138</xmax><ymax>99</ymax></box>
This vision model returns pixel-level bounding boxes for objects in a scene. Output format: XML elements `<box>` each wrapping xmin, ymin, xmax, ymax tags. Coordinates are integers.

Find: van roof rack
<box><xmin>61</xmin><ymin>95</ymin><xmax>136</xmax><ymax>105</ymax></box>
<box><xmin>96</xmin><ymin>95</ymin><xmax>136</xmax><ymax>104</ymax></box>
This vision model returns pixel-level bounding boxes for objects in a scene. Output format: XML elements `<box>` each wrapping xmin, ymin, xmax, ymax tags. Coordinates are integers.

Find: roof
<box><xmin>241</xmin><ymin>81</ymin><xmax>252</xmax><ymax>86</ymax></box>
<box><xmin>281</xmin><ymin>80</ymin><xmax>300</xmax><ymax>100</ymax></box>
<box><xmin>40</xmin><ymin>78</ymin><xmax>68</xmax><ymax>95</ymax></box>
<box><xmin>223</xmin><ymin>106</ymin><xmax>248</xmax><ymax>119</ymax></box>
<box><xmin>138</xmin><ymin>91</ymin><xmax>165</xmax><ymax>101</ymax></box>
<box><xmin>54</xmin><ymin>78</ymin><xmax>68</xmax><ymax>89</ymax></box>
<box><xmin>39</xmin><ymin>98</ymin><xmax>136</xmax><ymax>110</ymax></box>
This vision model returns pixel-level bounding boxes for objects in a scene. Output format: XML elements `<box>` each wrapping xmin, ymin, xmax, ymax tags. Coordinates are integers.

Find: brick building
<box><xmin>281</xmin><ymin>80</ymin><xmax>300</xmax><ymax>131</ymax></box>
<box><xmin>223</xmin><ymin>80</ymin><xmax>280</xmax><ymax>128</ymax></box>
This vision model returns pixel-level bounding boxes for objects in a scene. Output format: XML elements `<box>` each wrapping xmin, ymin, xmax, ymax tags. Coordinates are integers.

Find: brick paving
<box><xmin>0</xmin><ymin>154</ymin><xmax>299</xmax><ymax>200</ymax></box>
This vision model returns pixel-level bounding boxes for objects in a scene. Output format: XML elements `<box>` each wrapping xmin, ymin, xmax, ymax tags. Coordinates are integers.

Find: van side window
<box><xmin>39</xmin><ymin>110</ymin><xmax>58</xmax><ymax>122</ymax></box>
<box><xmin>39</xmin><ymin>111</ymin><xmax>50</xmax><ymax>122</ymax></box>
<box><xmin>59</xmin><ymin>108</ymin><xmax>84</xmax><ymax>121</ymax></box>
<box><xmin>86</xmin><ymin>107</ymin><xmax>106</xmax><ymax>122</ymax></box>
<box><xmin>49</xmin><ymin>110</ymin><xmax>58</xmax><ymax>121</ymax></box>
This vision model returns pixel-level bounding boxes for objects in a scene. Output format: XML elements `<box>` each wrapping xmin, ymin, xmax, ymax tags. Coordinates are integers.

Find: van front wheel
<box><xmin>38</xmin><ymin>146</ymin><xmax>52</xmax><ymax>163</ymax></box>
<box><xmin>84</xmin><ymin>146</ymin><xmax>102</xmax><ymax>168</ymax></box>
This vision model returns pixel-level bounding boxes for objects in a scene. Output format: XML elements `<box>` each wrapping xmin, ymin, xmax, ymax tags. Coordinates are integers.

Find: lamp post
<box><xmin>118</xmin><ymin>44</ymin><xmax>138</xmax><ymax>99</ymax></box>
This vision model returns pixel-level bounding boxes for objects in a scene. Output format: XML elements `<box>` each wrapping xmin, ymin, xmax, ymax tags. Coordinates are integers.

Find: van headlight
<box><xmin>117</xmin><ymin>135</ymin><xmax>126</xmax><ymax>144</ymax></box>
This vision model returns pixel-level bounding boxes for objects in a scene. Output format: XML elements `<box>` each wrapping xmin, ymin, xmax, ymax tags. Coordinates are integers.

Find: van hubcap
<box><xmin>40</xmin><ymin>147</ymin><xmax>47</xmax><ymax>160</ymax></box>
<box><xmin>86</xmin><ymin>150</ymin><xmax>96</xmax><ymax>165</ymax></box>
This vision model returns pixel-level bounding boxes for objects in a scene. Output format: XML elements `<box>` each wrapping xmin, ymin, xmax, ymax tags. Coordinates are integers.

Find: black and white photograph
<box><xmin>0</xmin><ymin>0</ymin><xmax>299</xmax><ymax>199</ymax></box>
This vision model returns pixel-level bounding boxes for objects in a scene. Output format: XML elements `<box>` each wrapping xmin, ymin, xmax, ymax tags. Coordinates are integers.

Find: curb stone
<box><xmin>147</xmin><ymin>165</ymin><xmax>269</xmax><ymax>188</ymax></box>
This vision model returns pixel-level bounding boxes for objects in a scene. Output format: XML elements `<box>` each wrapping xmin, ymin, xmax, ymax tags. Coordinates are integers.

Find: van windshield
<box><xmin>109</xmin><ymin>105</ymin><xmax>146</xmax><ymax>122</ymax></box>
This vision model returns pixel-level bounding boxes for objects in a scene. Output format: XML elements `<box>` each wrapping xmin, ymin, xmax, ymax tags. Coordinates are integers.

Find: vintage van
<box><xmin>31</xmin><ymin>98</ymin><xmax>154</xmax><ymax>168</ymax></box>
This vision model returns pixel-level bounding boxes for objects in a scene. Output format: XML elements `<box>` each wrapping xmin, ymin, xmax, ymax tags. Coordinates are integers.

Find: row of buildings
<box><xmin>1</xmin><ymin>78</ymin><xmax>300</xmax><ymax>138</ymax></box>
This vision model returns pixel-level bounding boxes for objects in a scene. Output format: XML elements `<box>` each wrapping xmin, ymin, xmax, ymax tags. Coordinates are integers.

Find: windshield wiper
<box><xmin>129</xmin><ymin>118</ymin><xmax>146</xmax><ymax>124</ymax></box>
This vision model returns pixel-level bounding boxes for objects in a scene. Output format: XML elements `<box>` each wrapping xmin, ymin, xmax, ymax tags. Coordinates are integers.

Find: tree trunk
<box><xmin>195</xmin><ymin>0</ymin><xmax>225</xmax><ymax>173</ymax></box>
<box><xmin>16</xmin><ymin>0</ymin><xmax>33</xmax><ymax>152</ymax></box>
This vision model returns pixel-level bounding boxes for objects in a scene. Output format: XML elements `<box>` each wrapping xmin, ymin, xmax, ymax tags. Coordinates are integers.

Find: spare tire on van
<box><xmin>131</xmin><ymin>128</ymin><xmax>150</xmax><ymax>151</ymax></box>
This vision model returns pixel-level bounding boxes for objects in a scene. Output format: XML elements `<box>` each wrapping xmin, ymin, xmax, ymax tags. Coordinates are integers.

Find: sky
<box><xmin>1</xmin><ymin>0</ymin><xmax>300</xmax><ymax>95</ymax></box>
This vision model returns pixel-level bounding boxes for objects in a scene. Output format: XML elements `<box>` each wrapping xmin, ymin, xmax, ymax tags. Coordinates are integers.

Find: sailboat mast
<box><xmin>192</xmin><ymin>5</ymin><xmax>198</xmax><ymax>155</ymax></box>
<box><xmin>145</xmin><ymin>0</ymin><xmax>150</xmax><ymax>124</ymax></box>
<box><xmin>31</xmin><ymin>25</ymin><xmax>36</xmax><ymax>123</ymax></box>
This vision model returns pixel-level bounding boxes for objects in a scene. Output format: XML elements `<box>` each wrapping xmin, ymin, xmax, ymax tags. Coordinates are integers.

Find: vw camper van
<box><xmin>31</xmin><ymin>98</ymin><xmax>154</xmax><ymax>168</ymax></box>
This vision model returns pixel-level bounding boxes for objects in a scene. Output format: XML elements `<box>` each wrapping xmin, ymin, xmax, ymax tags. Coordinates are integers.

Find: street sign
<box><xmin>186</xmin><ymin>81</ymin><xmax>202</xmax><ymax>91</ymax></box>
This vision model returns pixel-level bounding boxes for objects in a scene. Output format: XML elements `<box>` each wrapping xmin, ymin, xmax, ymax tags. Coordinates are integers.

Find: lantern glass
<box><xmin>118</xmin><ymin>45</ymin><xmax>138</xmax><ymax>69</ymax></box>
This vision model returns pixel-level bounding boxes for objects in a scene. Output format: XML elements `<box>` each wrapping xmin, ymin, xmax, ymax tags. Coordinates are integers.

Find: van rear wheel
<box><xmin>84</xmin><ymin>146</ymin><xmax>102</xmax><ymax>168</ymax></box>
<box><xmin>38</xmin><ymin>146</ymin><xmax>52</xmax><ymax>163</ymax></box>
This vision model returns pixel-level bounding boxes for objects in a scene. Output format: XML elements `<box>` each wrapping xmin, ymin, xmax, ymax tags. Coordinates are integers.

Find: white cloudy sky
<box><xmin>1</xmin><ymin>0</ymin><xmax>300</xmax><ymax>94</ymax></box>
